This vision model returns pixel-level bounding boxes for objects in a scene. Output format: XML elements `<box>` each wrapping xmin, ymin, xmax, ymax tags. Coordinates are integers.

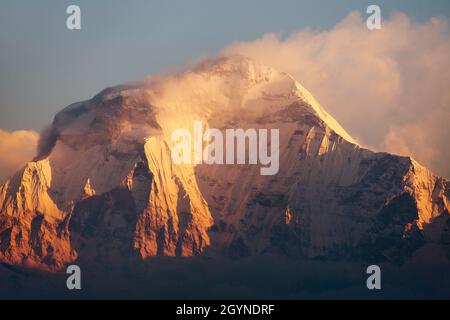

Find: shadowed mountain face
<box><xmin>0</xmin><ymin>56</ymin><xmax>449</xmax><ymax>283</ymax></box>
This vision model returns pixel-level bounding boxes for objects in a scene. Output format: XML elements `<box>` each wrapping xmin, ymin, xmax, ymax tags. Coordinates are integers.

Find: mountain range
<box><xmin>0</xmin><ymin>56</ymin><xmax>448</xmax><ymax>296</ymax></box>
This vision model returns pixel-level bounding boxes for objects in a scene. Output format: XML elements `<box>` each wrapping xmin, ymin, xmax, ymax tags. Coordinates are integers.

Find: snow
<box><xmin>0</xmin><ymin>55</ymin><xmax>448</xmax><ymax>271</ymax></box>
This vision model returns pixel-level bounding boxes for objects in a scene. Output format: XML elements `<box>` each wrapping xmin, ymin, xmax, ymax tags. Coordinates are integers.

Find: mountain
<box><xmin>0</xmin><ymin>55</ymin><xmax>449</xmax><ymax>272</ymax></box>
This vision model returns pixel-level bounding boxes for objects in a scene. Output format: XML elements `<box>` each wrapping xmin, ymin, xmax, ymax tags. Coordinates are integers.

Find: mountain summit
<box><xmin>0</xmin><ymin>56</ymin><xmax>449</xmax><ymax>271</ymax></box>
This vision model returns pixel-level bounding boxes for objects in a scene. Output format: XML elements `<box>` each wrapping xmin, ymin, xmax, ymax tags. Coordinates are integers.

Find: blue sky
<box><xmin>1</xmin><ymin>0</ymin><xmax>450</xmax><ymax>131</ymax></box>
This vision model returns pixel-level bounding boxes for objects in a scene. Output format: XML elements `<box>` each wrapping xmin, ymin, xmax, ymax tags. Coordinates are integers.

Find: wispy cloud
<box><xmin>0</xmin><ymin>130</ymin><xmax>38</xmax><ymax>183</ymax></box>
<box><xmin>223</xmin><ymin>11</ymin><xmax>450</xmax><ymax>178</ymax></box>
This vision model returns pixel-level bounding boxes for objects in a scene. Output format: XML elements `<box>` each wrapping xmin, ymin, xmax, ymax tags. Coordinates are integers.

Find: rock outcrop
<box><xmin>0</xmin><ymin>56</ymin><xmax>448</xmax><ymax>271</ymax></box>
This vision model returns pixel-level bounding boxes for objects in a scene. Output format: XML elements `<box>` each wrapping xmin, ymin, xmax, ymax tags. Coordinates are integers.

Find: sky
<box><xmin>0</xmin><ymin>0</ymin><xmax>449</xmax><ymax>179</ymax></box>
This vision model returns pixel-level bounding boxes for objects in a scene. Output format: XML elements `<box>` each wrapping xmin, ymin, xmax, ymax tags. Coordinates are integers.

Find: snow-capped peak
<box><xmin>0</xmin><ymin>56</ymin><xmax>448</xmax><ymax>271</ymax></box>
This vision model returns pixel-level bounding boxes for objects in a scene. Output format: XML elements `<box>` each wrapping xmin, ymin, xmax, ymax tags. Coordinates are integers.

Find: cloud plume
<box><xmin>0</xmin><ymin>130</ymin><xmax>38</xmax><ymax>183</ymax></box>
<box><xmin>223</xmin><ymin>11</ymin><xmax>450</xmax><ymax>178</ymax></box>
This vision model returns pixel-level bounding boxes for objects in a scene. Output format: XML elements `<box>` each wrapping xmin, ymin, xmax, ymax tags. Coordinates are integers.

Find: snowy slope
<box><xmin>0</xmin><ymin>55</ymin><xmax>448</xmax><ymax>271</ymax></box>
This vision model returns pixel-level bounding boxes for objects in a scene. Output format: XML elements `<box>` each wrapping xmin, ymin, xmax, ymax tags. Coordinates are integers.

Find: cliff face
<box><xmin>0</xmin><ymin>56</ymin><xmax>448</xmax><ymax>271</ymax></box>
<box><xmin>195</xmin><ymin>99</ymin><xmax>449</xmax><ymax>262</ymax></box>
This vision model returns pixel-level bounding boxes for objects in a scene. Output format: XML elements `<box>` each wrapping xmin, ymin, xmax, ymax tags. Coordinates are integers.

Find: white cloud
<box><xmin>223</xmin><ymin>11</ymin><xmax>450</xmax><ymax>178</ymax></box>
<box><xmin>0</xmin><ymin>130</ymin><xmax>38</xmax><ymax>183</ymax></box>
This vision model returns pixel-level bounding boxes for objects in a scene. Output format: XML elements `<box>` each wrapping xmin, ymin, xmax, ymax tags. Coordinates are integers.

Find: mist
<box><xmin>223</xmin><ymin>11</ymin><xmax>450</xmax><ymax>178</ymax></box>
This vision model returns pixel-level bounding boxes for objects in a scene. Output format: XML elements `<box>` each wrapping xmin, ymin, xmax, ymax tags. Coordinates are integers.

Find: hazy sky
<box><xmin>1</xmin><ymin>0</ymin><xmax>450</xmax><ymax>131</ymax></box>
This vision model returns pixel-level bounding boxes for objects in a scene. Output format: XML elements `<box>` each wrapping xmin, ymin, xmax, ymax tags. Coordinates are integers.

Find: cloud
<box><xmin>222</xmin><ymin>11</ymin><xmax>450</xmax><ymax>178</ymax></box>
<box><xmin>0</xmin><ymin>130</ymin><xmax>38</xmax><ymax>183</ymax></box>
